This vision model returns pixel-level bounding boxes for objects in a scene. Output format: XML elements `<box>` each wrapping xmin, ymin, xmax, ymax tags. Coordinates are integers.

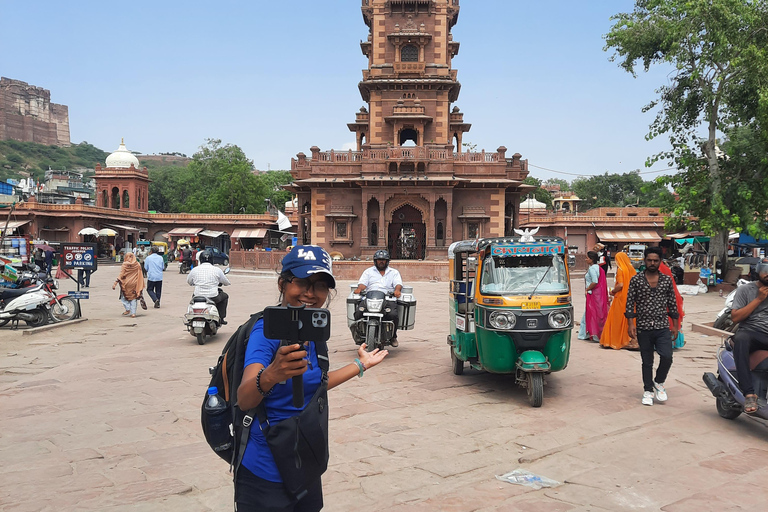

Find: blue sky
<box><xmin>0</xmin><ymin>1</ymin><xmax>676</xmax><ymax>181</ymax></box>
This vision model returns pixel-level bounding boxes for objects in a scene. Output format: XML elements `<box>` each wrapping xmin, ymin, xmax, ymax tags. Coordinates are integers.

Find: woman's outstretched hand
<box><xmin>358</xmin><ymin>344</ymin><xmax>389</xmax><ymax>369</ymax></box>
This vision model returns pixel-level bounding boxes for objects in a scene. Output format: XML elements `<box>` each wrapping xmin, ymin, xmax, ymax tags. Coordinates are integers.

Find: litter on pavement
<box><xmin>496</xmin><ymin>469</ymin><xmax>560</xmax><ymax>489</ymax></box>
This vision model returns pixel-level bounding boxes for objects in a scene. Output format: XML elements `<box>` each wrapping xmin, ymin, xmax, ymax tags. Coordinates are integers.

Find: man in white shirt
<box><xmin>187</xmin><ymin>250</ymin><xmax>231</xmax><ymax>324</ymax></box>
<box><xmin>353</xmin><ymin>249</ymin><xmax>403</xmax><ymax>346</ymax></box>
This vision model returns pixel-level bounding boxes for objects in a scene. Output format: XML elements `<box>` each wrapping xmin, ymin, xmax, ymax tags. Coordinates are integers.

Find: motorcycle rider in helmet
<box><xmin>353</xmin><ymin>249</ymin><xmax>403</xmax><ymax>346</ymax></box>
<box><xmin>187</xmin><ymin>249</ymin><xmax>231</xmax><ymax>325</ymax></box>
<box><xmin>730</xmin><ymin>257</ymin><xmax>768</xmax><ymax>414</ymax></box>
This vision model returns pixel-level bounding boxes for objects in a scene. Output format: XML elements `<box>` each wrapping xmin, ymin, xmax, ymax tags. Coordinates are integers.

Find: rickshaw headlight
<box><xmin>548</xmin><ymin>311</ymin><xmax>571</xmax><ymax>329</ymax></box>
<box><xmin>489</xmin><ymin>311</ymin><xmax>516</xmax><ymax>330</ymax></box>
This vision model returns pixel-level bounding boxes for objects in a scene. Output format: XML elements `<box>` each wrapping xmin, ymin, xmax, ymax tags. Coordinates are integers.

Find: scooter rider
<box><xmin>187</xmin><ymin>250</ymin><xmax>231</xmax><ymax>325</ymax></box>
<box><xmin>353</xmin><ymin>249</ymin><xmax>403</xmax><ymax>346</ymax></box>
<box><xmin>730</xmin><ymin>257</ymin><xmax>768</xmax><ymax>414</ymax></box>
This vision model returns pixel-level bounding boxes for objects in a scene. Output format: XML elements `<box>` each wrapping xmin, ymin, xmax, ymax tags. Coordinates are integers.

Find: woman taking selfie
<box><xmin>235</xmin><ymin>245</ymin><xmax>388</xmax><ymax>512</ymax></box>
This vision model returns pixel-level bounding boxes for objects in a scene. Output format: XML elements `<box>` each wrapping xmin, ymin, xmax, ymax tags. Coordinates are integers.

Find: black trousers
<box><xmin>732</xmin><ymin>328</ymin><xmax>768</xmax><ymax>396</ymax></box>
<box><xmin>637</xmin><ymin>329</ymin><xmax>673</xmax><ymax>392</ymax></box>
<box><xmin>146</xmin><ymin>280</ymin><xmax>162</xmax><ymax>303</ymax></box>
<box><xmin>77</xmin><ymin>269</ymin><xmax>91</xmax><ymax>287</ymax></box>
<box><xmin>213</xmin><ymin>289</ymin><xmax>228</xmax><ymax>320</ymax></box>
<box><xmin>354</xmin><ymin>300</ymin><xmax>399</xmax><ymax>338</ymax></box>
<box><xmin>235</xmin><ymin>465</ymin><xmax>323</xmax><ymax>512</ymax></box>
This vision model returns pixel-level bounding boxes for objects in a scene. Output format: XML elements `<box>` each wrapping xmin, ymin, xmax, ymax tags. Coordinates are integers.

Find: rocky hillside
<box><xmin>0</xmin><ymin>140</ymin><xmax>108</xmax><ymax>181</ymax></box>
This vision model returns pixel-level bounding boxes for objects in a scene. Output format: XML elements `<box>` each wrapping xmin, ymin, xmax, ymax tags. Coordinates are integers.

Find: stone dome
<box><xmin>105</xmin><ymin>139</ymin><xmax>140</xmax><ymax>169</ymax></box>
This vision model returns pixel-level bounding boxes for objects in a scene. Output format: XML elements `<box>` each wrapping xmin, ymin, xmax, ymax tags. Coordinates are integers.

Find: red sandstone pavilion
<box><xmin>288</xmin><ymin>0</ymin><xmax>534</xmax><ymax>260</ymax></box>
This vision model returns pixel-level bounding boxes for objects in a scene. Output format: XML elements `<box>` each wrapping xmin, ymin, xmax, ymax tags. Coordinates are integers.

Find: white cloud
<box><xmin>340</xmin><ymin>142</ymin><xmax>357</xmax><ymax>151</ymax></box>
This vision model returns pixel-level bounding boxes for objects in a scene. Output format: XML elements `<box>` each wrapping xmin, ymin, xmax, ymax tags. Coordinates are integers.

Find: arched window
<box><xmin>436</xmin><ymin>221</ymin><xmax>444</xmax><ymax>241</ymax></box>
<box><xmin>111</xmin><ymin>187</ymin><xmax>120</xmax><ymax>209</ymax></box>
<box><xmin>123</xmin><ymin>190</ymin><xmax>130</xmax><ymax>209</ymax></box>
<box><xmin>101</xmin><ymin>190</ymin><xmax>108</xmax><ymax>207</ymax></box>
<box><xmin>401</xmin><ymin>45</ymin><xmax>418</xmax><ymax>62</ymax></box>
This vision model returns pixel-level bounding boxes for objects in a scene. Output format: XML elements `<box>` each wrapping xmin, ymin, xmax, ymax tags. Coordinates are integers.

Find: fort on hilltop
<box><xmin>0</xmin><ymin>77</ymin><xmax>70</xmax><ymax>147</ymax></box>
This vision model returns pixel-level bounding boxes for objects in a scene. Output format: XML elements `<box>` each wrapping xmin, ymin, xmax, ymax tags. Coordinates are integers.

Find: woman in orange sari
<box><xmin>600</xmin><ymin>252</ymin><xmax>638</xmax><ymax>349</ymax></box>
<box><xmin>660</xmin><ymin>261</ymin><xmax>685</xmax><ymax>346</ymax></box>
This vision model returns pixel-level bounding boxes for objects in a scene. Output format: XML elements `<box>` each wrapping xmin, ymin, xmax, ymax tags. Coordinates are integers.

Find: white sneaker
<box><xmin>642</xmin><ymin>391</ymin><xmax>654</xmax><ymax>406</ymax></box>
<box><xmin>653</xmin><ymin>382</ymin><xmax>668</xmax><ymax>402</ymax></box>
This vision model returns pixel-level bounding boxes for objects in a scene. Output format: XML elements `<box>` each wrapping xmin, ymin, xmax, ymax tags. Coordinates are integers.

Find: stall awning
<box><xmin>166</xmin><ymin>227</ymin><xmax>203</xmax><ymax>237</ymax></box>
<box><xmin>0</xmin><ymin>219</ymin><xmax>31</xmax><ymax>233</ymax></box>
<box><xmin>596</xmin><ymin>230</ymin><xmax>662</xmax><ymax>243</ymax></box>
<box><xmin>232</xmin><ymin>228</ymin><xmax>268</xmax><ymax>239</ymax></box>
<box><xmin>199</xmin><ymin>229</ymin><xmax>227</xmax><ymax>238</ymax></box>
<box><xmin>105</xmin><ymin>223</ymin><xmax>140</xmax><ymax>232</ymax></box>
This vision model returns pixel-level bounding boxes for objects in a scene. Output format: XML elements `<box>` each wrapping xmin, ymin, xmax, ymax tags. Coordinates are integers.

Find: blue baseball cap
<box><xmin>281</xmin><ymin>245</ymin><xmax>335</xmax><ymax>288</ymax></box>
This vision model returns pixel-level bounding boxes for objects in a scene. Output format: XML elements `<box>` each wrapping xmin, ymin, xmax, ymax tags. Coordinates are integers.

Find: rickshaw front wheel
<box><xmin>527</xmin><ymin>373</ymin><xmax>544</xmax><ymax>408</ymax></box>
<box><xmin>451</xmin><ymin>348</ymin><xmax>464</xmax><ymax>375</ymax></box>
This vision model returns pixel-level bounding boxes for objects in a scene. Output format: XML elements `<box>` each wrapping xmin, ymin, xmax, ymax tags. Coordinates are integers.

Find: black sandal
<box><xmin>745</xmin><ymin>394</ymin><xmax>759</xmax><ymax>414</ymax></box>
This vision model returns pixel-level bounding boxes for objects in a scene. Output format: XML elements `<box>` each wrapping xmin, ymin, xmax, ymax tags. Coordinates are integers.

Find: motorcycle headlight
<box><xmin>548</xmin><ymin>310</ymin><xmax>571</xmax><ymax>329</ymax></box>
<box><xmin>367</xmin><ymin>298</ymin><xmax>384</xmax><ymax>313</ymax></box>
<box><xmin>489</xmin><ymin>311</ymin><xmax>516</xmax><ymax>330</ymax></box>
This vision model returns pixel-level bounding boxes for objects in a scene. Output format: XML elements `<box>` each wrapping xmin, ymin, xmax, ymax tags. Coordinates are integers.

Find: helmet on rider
<box><xmin>199</xmin><ymin>250</ymin><xmax>214</xmax><ymax>265</ymax></box>
<box><xmin>373</xmin><ymin>249</ymin><xmax>390</xmax><ymax>270</ymax></box>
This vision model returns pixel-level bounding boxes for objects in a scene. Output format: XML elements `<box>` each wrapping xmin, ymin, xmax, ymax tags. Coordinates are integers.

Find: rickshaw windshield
<box><xmin>480</xmin><ymin>254</ymin><xmax>569</xmax><ymax>295</ymax></box>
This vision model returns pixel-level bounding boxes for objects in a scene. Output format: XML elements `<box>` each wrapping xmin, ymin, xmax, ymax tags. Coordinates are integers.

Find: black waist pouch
<box><xmin>258</xmin><ymin>375</ymin><xmax>329</xmax><ymax>501</ymax></box>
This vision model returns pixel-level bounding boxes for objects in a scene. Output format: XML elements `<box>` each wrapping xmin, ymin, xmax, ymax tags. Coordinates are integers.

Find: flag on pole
<box><xmin>277</xmin><ymin>210</ymin><xmax>292</xmax><ymax>231</ymax></box>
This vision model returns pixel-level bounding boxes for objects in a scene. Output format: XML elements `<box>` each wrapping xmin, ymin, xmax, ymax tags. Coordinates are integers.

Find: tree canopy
<box><xmin>604</xmin><ymin>0</ymin><xmax>768</xmax><ymax>264</ymax></box>
<box><xmin>523</xmin><ymin>177</ymin><xmax>554</xmax><ymax>209</ymax></box>
<box><xmin>147</xmin><ymin>139</ymin><xmax>294</xmax><ymax>214</ymax></box>
<box><xmin>570</xmin><ymin>171</ymin><xmax>675</xmax><ymax>211</ymax></box>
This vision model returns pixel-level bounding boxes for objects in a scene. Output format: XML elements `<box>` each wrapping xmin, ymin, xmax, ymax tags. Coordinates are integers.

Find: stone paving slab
<box><xmin>1</xmin><ymin>268</ymin><xmax>767</xmax><ymax>511</ymax></box>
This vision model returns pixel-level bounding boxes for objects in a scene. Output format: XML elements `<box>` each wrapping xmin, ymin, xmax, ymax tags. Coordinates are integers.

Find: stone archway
<box><xmin>388</xmin><ymin>204</ymin><xmax>426</xmax><ymax>260</ymax></box>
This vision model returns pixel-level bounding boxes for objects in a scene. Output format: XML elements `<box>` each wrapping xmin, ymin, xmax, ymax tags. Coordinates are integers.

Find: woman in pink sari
<box><xmin>579</xmin><ymin>251</ymin><xmax>609</xmax><ymax>341</ymax></box>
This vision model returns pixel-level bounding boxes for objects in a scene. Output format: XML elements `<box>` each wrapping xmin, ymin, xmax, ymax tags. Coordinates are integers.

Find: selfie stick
<box><xmin>284</xmin><ymin>306</ymin><xmax>304</xmax><ymax>408</ymax></box>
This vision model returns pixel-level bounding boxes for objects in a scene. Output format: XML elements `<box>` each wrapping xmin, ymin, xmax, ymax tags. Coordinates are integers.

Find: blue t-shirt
<box><xmin>241</xmin><ymin>318</ymin><xmax>322</xmax><ymax>482</ymax></box>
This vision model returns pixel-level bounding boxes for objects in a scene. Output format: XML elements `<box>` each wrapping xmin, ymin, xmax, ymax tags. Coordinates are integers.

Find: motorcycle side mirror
<box><xmin>223</xmin><ymin>267</ymin><xmax>231</xmax><ymax>274</ymax></box>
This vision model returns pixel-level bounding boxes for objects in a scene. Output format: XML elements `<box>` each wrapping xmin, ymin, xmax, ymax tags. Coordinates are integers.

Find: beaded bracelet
<box><xmin>353</xmin><ymin>358</ymin><xmax>366</xmax><ymax>378</ymax></box>
<box><xmin>256</xmin><ymin>367</ymin><xmax>274</xmax><ymax>397</ymax></box>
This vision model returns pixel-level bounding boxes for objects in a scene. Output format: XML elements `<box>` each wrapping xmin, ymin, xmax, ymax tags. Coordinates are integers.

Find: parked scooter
<box><xmin>703</xmin><ymin>338</ymin><xmax>768</xmax><ymax>421</ymax></box>
<box><xmin>0</xmin><ymin>277</ymin><xmax>78</xmax><ymax>328</ymax></box>
<box><xmin>347</xmin><ymin>286</ymin><xmax>417</xmax><ymax>351</ymax></box>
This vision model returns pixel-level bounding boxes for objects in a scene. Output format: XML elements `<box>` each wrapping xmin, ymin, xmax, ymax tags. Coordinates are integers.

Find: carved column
<box><xmin>361</xmin><ymin>193</ymin><xmax>369</xmax><ymax>245</ymax></box>
<box><xmin>427</xmin><ymin>194</ymin><xmax>436</xmax><ymax>247</ymax></box>
<box><xmin>446</xmin><ymin>194</ymin><xmax>454</xmax><ymax>242</ymax></box>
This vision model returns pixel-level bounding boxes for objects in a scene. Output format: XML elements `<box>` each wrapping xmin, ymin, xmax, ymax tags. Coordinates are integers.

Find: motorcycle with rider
<box><xmin>183</xmin><ymin>250</ymin><xmax>230</xmax><ymax>345</ymax></box>
<box><xmin>347</xmin><ymin>249</ymin><xmax>416</xmax><ymax>351</ymax></box>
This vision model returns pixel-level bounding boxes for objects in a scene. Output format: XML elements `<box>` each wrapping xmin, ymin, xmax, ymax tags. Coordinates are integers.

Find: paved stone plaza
<box><xmin>1</xmin><ymin>267</ymin><xmax>766</xmax><ymax>511</ymax></box>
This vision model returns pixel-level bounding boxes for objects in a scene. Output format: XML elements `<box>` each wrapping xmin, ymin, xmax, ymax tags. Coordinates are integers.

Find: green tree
<box><xmin>183</xmin><ymin>139</ymin><xmax>266</xmax><ymax>214</ymax></box>
<box><xmin>523</xmin><ymin>177</ymin><xmax>553</xmax><ymax>209</ymax></box>
<box><xmin>258</xmin><ymin>170</ymin><xmax>294</xmax><ymax>211</ymax></box>
<box><xmin>571</xmin><ymin>172</ymin><xmax>648</xmax><ymax>210</ymax></box>
<box><xmin>605</xmin><ymin>0</ymin><xmax>768</xmax><ymax>268</ymax></box>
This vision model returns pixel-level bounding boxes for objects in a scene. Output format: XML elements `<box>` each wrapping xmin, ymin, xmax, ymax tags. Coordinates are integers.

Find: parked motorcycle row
<box><xmin>0</xmin><ymin>263</ymin><xmax>79</xmax><ymax>328</ymax></box>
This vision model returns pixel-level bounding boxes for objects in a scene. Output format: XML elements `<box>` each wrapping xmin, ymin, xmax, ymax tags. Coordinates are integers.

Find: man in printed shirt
<box><xmin>625</xmin><ymin>246</ymin><xmax>680</xmax><ymax>406</ymax></box>
<box><xmin>353</xmin><ymin>249</ymin><xmax>403</xmax><ymax>347</ymax></box>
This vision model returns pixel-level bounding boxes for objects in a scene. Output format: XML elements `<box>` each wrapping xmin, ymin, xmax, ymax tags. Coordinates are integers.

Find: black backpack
<box><xmin>201</xmin><ymin>311</ymin><xmax>263</xmax><ymax>471</ymax></box>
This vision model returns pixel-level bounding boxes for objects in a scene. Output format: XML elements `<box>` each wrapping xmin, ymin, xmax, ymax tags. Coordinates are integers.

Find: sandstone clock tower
<box><xmin>348</xmin><ymin>0</ymin><xmax>471</xmax><ymax>150</ymax></box>
<box><xmin>290</xmin><ymin>1</ymin><xmax>531</xmax><ymax>261</ymax></box>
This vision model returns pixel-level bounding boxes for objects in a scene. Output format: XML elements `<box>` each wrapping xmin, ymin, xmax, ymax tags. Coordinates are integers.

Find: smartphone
<box><xmin>263</xmin><ymin>305</ymin><xmax>331</xmax><ymax>343</ymax></box>
<box><xmin>263</xmin><ymin>305</ymin><xmax>331</xmax><ymax>408</ymax></box>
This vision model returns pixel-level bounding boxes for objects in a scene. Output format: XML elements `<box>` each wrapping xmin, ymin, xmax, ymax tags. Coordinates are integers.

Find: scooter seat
<box><xmin>0</xmin><ymin>288</ymin><xmax>30</xmax><ymax>300</ymax></box>
<box><xmin>191</xmin><ymin>295</ymin><xmax>214</xmax><ymax>304</ymax></box>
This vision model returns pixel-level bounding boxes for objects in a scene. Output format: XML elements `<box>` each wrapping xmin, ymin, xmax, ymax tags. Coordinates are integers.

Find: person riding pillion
<box><xmin>187</xmin><ymin>250</ymin><xmax>230</xmax><ymax>325</ymax></box>
<box><xmin>353</xmin><ymin>249</ymin><xmax>403</xmax><ymax>346</ymax></box>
